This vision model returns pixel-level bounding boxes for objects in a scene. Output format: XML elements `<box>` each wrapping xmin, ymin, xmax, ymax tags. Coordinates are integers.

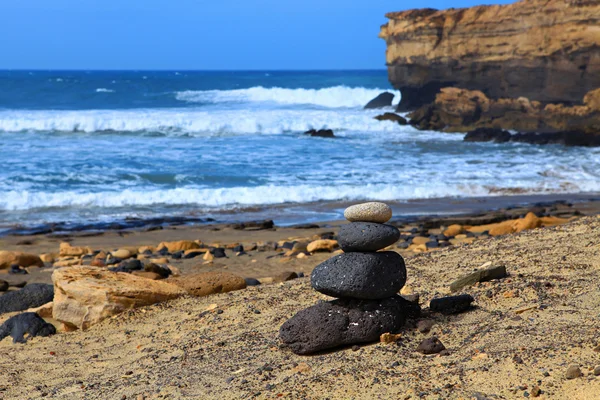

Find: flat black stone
<box><xmin>311</xmin><ymin>251</ymin><xmax>406</xmax><ymax>300</ymax></box>
<box><xmin>430</xmin><ymin>294</ymin><xmax>475</xmax><ymax>315</ymax></box>
<box><xmin>338</xmin><ymin>222</ymin><xmax>400</xmax><ymax>252</ymax></box>
<box><xmin>0</xmin><ymin>312</ymin><xmax>56</xmax><ymax>343</ymax></box>
<box><xmin>0</xmin><ymin>284</ymin><xmax>54</xmax><ymax>314</ymax></box>
<box><xmin>279</xmin><ymin>296</ymin><xmax>419</xmax><ymax>355</ymax></box>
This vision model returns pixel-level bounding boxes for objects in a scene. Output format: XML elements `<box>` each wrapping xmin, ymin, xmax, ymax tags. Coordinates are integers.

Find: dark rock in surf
<box><xmin>464</xmin><ymin>128</ymin><xmax>511</xmax><ymax>143</ymax></box>
<box><xmin>374</xmin><ymin>112</ymin><xmax>407</xmax><ymax>125</ymax></box>
<box><xmin>364</xmin><ymin>92</ymin><xmax>395</xmax><ymax>109</ymax></box>
<box><xmin>304</xmin><ymin>129</ymin><xmax>335</xmax><ymax>138</ymax></box>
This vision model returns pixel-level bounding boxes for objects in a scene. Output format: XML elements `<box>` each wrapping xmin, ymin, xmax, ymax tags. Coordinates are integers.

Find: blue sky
<box><xmin>2</xmin><ymin>0</ymin><xmax>514</xmax><ymax>70</ymax></box>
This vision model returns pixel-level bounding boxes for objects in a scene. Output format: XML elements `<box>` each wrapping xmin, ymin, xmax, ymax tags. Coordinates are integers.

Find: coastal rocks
<box><xmin>408</xmin><ymin>88</ymin><xmax>600</xmax><ymax>143</ymax></box>
<box><xmin>344</xmin><ymin>202</ymin><xmax>392</xmax><ymax>223</ymax></box>
<box><xmin>443</xmin><ymin>224</ymin><xmax>465</xmax><ymax>237</ymax></box>
<box><xmin>338</xmin><ymin>222</ymin><xmax>400</xmax><ymax>252</ymax></box>
<box><xmin>311</xmin><ymin>252</ymin><xmax>406</xmax><ymax>299</ymax></box>
<box><xmin>59</xmin><ymin>242</ymin><xmax>91</xmax><ymax>257</ymax></box>
<box><xmin>0</xmin><ymin>251</ymin><xmax>44</xmax><ymax>270</ymax></box>
<box><xmin>304</xmin><ymin>129</ymin><xmax>335</xmax><ymax>138</ymax></box>
<box><xmin>465</xmin><ymin>128</ymin><xmax>600</xmax><ymax>147</ymax></box>
<box><xmin>464</xmin><ymin>128</ymin><xmax>512</xmax><ymax>144</ymax></box>
<box><xmin>280</xmin><ymin>201</ymin><xmax>416</xmax><ymax>354</ymax></box>
<box><xmin>374</xmin><ymin>112</ymin><xmax>407</xmax><ymax>125</ymax></box>
<box><xmin>157</xmin><ymin>240</ymin><xmax>200</xmax><ymax>253</ymax></box>
<box><xmin>0</xmin><ymin>284</ymin><xmax>54</xmax><ymax>314</ymax></box>
<box><xmin>379</xmin><ymin>1</ymin><xmax>600</xmax><ymax>110</ymax></box>
<box><xmin>306</xmin><ymin>239</ymin><xmax>338</xmax><ymax>253</ymax></box>
<box><xmin>0</xmin><ymin>312</ymin><xmax>56</xmax><ymax>344</ymax></box>
<box><xmin>279</xmin><ymin>296</ymin><xmax>415</xmax><ymax>355</ymax></box>
<box><xmin>364</xmin><ymin>92</ymin><xmax>395</xmax><ymax>109</ymax></box>
<box><xmin>52</xmin><ymin>266</ymin><xmax>186</xmax><ymax>330</ymax></box>
<box><xmin>168</xmin><ymin>272</ymin><xmax>246</xmax><ymax>297</ymax></box>
<box><xmin>0</xmin><ymin>280</ymin><xmax>8</xmax><ymax>292</ymax></box>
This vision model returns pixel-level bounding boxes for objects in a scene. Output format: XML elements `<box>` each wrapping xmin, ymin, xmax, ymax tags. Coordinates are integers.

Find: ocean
<box><xmin>1</xmin><ymin>70</ymin><xmax>599</xmax><ymax>231</ymax></box>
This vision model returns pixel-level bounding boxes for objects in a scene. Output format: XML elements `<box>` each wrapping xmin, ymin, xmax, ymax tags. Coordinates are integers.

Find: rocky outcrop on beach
<box><xmin>379</xmin><ymin>0</ymin><xmax>600</xmax><ymax>111</ymax></box>
<box><xmin>408</xmin><ymin>87</ymin><xmax>600</xmax><ymax>145</ymax></box>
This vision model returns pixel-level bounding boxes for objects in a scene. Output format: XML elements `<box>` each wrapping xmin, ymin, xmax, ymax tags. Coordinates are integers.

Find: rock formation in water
<box><xmin>379</xmin><ymin>0</ymin><xmax>600</xmax><ymax>111</ymax></box>
<box><xmin>409</xmin><ymin>87</ymin><xmax>600</xmax><ymax>135</ymax></box>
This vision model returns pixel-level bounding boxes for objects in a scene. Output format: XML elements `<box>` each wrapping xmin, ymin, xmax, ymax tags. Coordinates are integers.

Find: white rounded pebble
<box><xmin>343</xmin><ymin>202</ymin><xmax>392</xmax><ymax>223</ymax></box>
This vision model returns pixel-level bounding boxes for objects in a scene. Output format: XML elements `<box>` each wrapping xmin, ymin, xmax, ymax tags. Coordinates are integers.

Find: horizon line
<box><xmin>0</xmin><ymin>68</ymin><xmax>389</xmax><ymax>72</ymax></box>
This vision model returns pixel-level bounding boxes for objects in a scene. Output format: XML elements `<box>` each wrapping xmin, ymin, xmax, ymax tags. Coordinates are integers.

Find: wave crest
<box><xmin>175</xmin><ymin>86</ymin><xmax>394</xmax><ymax>108</ymax></box>
<box><xmin>0</xmin><ymin>108</ymin><xmax>404</xmax><ymax>134</ymax></box>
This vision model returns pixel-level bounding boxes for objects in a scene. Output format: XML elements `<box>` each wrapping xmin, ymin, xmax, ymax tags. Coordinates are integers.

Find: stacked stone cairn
<box><xmin>279</xmin><ymin>202</ymin><xmax>420</xmax><ymax>354</ymax></box>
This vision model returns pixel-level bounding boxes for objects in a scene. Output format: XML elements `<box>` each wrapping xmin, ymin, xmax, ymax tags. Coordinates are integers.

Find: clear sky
<box><xmin>2</xmin><ymin>0</ymin><xmax>515</xmax><ymax>70</ymax></box>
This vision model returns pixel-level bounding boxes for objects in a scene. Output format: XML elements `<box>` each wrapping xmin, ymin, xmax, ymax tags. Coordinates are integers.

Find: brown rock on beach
<box><xmin>168</xmin><ymin>271</ymin><xmax>246</xmax><ymax>297</ymax></box>
<box><xmin>52</xmin><ymin>266</ymin><xmax>186</xmax><ymax>330</ymax></box>
<box><xmin>0</xmin><ymin>251</ymin><xmax>44</xmax><ymax>270</ymax></box>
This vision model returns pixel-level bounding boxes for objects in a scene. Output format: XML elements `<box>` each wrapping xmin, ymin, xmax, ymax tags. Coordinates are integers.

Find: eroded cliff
<box><xmin>380</xmin><ymin>0</ymin><xmax>600</xmax><ymax>110</ymax></box>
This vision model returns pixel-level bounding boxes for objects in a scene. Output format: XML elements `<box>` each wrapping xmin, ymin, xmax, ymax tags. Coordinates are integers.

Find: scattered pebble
<box><xmin>416</xmin><ymin>337</ymin><xmax>446</xmax><ymax>354</ymax></box>
<box><xmin>565</xmin><ymin>365</ymin><xmax>582</xmax><ymax>379</ymax></box>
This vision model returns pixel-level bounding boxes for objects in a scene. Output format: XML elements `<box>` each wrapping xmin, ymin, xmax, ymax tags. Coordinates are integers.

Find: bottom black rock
<box><xmin>279</xmin><ymin>296</ymin><xmax>420</xmax><ymax>354</ymax></box>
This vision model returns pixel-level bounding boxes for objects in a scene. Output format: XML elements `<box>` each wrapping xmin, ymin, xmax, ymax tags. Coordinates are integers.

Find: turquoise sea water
<box><xmin>0</xmin><ymin>70</ymin><xmax>599</xmax><ymax>229</ymax></box>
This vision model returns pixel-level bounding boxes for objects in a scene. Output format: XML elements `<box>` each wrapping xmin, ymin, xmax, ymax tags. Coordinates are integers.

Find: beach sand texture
<box><xmin>1</xmin><ymin>216</ymin><xmax>599</xmax><ymax>399</ymax></box>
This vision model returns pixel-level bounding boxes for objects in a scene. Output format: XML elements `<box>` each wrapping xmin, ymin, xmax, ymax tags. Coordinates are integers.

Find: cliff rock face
<box><xmin>409</xmin><ymin>87</ymin><xmax>600</xmax><ymax>134</ymax></box>
<box><xmin>380</xmin><ymin>0</ymin><xmax>600</xmax><ymax>110</ymax></box>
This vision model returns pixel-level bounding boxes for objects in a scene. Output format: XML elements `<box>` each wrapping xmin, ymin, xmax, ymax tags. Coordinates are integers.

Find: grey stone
<box><xmin>344</xmin><ymin>202</ymin><xmax>392</xmax><ymax>223</ymax></box>
<box><xmin>0</xmin><ymin>284</ymin><xmax>54</xmax><ymax>314</ymax></box>
<box><xmin>338</xmin><ymin>222</ymin><xmax>400</xmax><ymax>252</ymax></box>
<box><xmin>450</xmin><ymin>265</ymin><xmax>507</xmax><ymax>292</ymax></box>
<box><xmin>0</xmin><ymin>312</ymin><xmax>56</xmax><ymax>344</ymax></box>
<box><xmin>279</xmin><ymin>296</ymin><xmax>419</xmax><ymax>354</ymax></box>
<box><xmin>311</xmin><ymin>251</ymin><xmax>406</xmax><ymax>300</ymax></box>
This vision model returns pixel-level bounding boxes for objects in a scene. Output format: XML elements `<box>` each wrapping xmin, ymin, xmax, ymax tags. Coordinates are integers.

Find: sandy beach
<box><xmin>1</xmin><ymin>201</ymin><xmax>600</xmax><ymax>399</ymax></box>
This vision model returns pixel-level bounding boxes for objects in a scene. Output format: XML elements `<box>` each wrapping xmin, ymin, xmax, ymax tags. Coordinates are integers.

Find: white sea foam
<box><xmin>0</xmin><ymin>108</ymin><xmax>405</xmax><ymax>134</ymax></box>
<box><xmin>95</xmin><ymin>88</ymin><xmax>115</xmax><ymax>93</ymax></box>
<box><xmin>176</xmin><ymin>86</ymin><xmax>395</xmax><ymax>108</ymax></box>
<box><xmin>3</xmin><ymin>180</ymin><xmax>600</xmax><ymax>212</ymax></box>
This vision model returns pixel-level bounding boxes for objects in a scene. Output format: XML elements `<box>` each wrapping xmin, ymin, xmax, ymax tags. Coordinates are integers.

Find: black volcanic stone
<box><xmin>338</xmin><ymin>222</ymin><xmax>400</xmax><ymax>252</ymax></box>
<box><xmin>311</xmin><ymin>251</ymin><xmax>406</xmax><ymax>300</ymax></box>
<box><xmin>144</xmin><ymin>263</ymin><xmax>171</xmax><ymax>278</ymax></box>
<box><xmin>244</xmin><ymin>278</ymin><xmax>261</xmax><ymax>286</ymax></box>
<box><xmin>279</xmin><ymin>296</ymin><xmax>419</xmax><ymax>355</ymax></box>
<box><xmin>109</xmin><ymin>259</ymin><xmax>143</xmax><ymax>273</ymax></box>
<box><xmin>430</xmin><ymin>294</ymin><xmax>474</xmax><ymax>315</ymax></box>
<box><xmin>0</xmin><ymin>312</ymin><xmax>56</xmax><ymax>344</ymax></box>
<box><xmin>0</xmin><ymin>280</ymin><xmax>8</xmax><ymax>292</ymax></box>
<box><xmin>0</xmin><ymin>284</ymin><xmax>54</xmax><ymax>314</ymax></box>
<box><xmin>212</xmin><ymin>248</ymin><xmax>227</xmax><ymax>258</ymax></box>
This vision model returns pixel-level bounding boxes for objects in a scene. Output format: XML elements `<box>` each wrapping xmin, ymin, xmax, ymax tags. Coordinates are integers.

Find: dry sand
<box><xmin>1</xmin><ymin>217</ymin><xmax>600</xmax><ymax>399</ymax></box>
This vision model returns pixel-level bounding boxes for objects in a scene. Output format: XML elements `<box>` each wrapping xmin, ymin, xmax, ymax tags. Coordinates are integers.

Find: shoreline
<box><xmin>2</xmin><ymin>192</ymin><xmax>600</xmax><ymax>238</ymax></box>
